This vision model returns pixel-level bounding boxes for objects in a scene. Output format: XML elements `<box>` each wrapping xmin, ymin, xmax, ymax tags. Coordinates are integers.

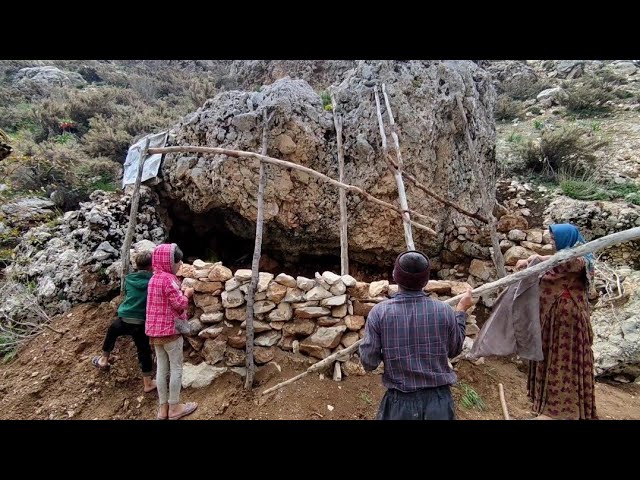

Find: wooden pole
<box><xmin>498</xmin><ymin>383</ymin><xmax>510</xmax><ymax>420</ymax></box>
<box><xmin>260</xmin><ymin>226</ymin><xmax>640</xmax><ymax>395</ymax></box>
<box><xmin>120</xmin><ymin>137</ymin><xmax>151</xmax><ymax>292</ymax></box>
<box><xmin>245</xmin><ymin>109</ymin><xmax>273</xmax><ymax>390</ymax></box>
<box><xmin>331</xmin><ymin>93</ymin><xmax>349</xmax><ymax>275</ymax></box>
<box><xmin>261</xmin><ymin>340</ymin><xmax>360</xmax><ymax>395</ymax></box>
<box><xmin>374</xmin><ymin>85</ymin><xmax>415</xmax><ymax>249</ymax></box>
<box><xmin>382</xmin><ymin>83</ymin><xmax>415</xmax><ymax>250</ymax></box>
<box><xmin>489</xmin><ymin>215</ymin><xmax>507</xmax><ymax>278</ymax></box>
<box><xmin>455</xmin><ymin>95</ymin><xmax>506</xmax><ymax>277</ymax></box>
<box><xmin>445</xmin><ymin>226</ymin><xmax>640</xmax><ymax>306</ymax></box>
<box><xmin>148</xmin><ymin>145</ymin><xmax>437</xmax><ymax>235</ymax></box>
<box><xmin>385</xmin><ymin>155</ymin><xmax>489</xmax><ymax>224</ymax></box>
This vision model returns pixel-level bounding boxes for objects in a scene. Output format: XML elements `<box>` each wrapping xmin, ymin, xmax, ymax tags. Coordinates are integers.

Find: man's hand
<box><xmin>183</xmin><ymin>287</ymin><xmax>194</xmax><ymax>299</ymax></box>
<box><xmin>456</xmin><ymin>287</ymin><xmax>475</xmax><ymax>312</ymax></box>
<box><xmin>515</xmin><ymin>259</ymin><xmax>529</xmax><ymax>271</ymax></box>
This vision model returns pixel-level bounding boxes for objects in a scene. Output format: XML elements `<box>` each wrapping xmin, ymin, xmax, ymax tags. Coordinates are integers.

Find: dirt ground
<box><xmin>1</xmin><ymin>303</ymin><xmax>638</xmax><ymax>421</ymax></box>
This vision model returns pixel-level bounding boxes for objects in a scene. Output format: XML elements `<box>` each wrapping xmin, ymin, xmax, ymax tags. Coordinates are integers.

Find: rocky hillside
<box><xmin>1</xmin><ymin>59</ymin><xmax>639</xmax><ymax>383</ymax></box>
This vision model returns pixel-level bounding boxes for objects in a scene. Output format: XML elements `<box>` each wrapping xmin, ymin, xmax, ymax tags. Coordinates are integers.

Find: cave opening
<box><xmin>163</xmin><ymin>200</ymin><xmax>399</xmax><ymax>282</ymax></box>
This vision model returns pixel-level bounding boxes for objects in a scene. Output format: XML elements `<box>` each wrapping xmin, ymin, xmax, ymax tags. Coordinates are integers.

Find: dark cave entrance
<box><xmin>163</xmin><ymin>200</ymin><xmax>396</xmax><ymax>282</ymax></box>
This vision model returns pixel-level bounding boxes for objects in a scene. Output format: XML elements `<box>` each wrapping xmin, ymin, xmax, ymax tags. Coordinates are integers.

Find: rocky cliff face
<box><xmin>159</xmin><ymin>60</ymin><xmax>497</xmax><ymax>267</ymax></box>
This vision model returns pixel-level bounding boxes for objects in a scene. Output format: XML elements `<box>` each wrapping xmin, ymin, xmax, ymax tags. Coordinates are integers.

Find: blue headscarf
<box><xmin>549</xmin><ymin>223</ymin><xmax>596</xmax><ymax>294</ymax></box>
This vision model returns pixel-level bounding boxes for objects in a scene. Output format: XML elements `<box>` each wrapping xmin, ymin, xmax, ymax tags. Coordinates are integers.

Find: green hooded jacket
<box><xmin>117</xmin><ymin>270</ymin><xmax>153</xmax><ymax>324</ymax></box>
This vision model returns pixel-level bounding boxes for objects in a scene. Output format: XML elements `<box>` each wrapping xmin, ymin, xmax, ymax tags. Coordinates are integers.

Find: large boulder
<box><xmin>13</xmin><ymin>66</ymin><xmax>87</xmax><ymax>90</ymax></box>
<box><xmin>483</xmin><ymin>60</ymin><xmax>540</xmax><ymax>98</ymax></box>
<box><xmin>218</xmin><ymin>60</ymin><xmax>356</xmax><ymax>91</ymax></box>
<box><xmin>159</xmin><ymin>61</ymin><xmax>496</xmax><ymax>267</ymax></box>
<box><xmin>0</xmin><ymin>198</ymin><xmax>57</xmax><ymax>230</ymax></box>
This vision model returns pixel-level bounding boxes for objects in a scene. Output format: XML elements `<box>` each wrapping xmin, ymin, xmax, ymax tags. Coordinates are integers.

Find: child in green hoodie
<box><xmin>92</xmin><ymin>250</ymin><xmax>156</xmax><ymax>393</ymax></box>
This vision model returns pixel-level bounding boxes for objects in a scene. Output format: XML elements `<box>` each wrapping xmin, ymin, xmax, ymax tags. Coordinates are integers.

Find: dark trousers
<box><xmin>102</xmin><ymin>318</ymin><xmax>153</xmax><ymax>376</ymax></box>
<box><xmin>377</xmin><ymin>385</ymin><xmax>456</xmax><ymax>420</ymax></box>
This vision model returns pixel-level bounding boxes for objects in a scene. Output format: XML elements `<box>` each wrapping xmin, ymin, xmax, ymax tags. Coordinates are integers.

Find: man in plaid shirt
<box><xmin>360</xmin><ymin>250</ymin><xmax>475</xmax><ymax>420</ymax></box>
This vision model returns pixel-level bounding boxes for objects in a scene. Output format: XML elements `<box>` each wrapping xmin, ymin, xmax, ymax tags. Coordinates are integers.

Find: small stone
<box><xmin>341</xmin><ymin>275</ymin><xmax>357</xmax><ymax>287</ymax></box>
<box><xmin>369</xmin><ymin>280</ymin><xmax>389</xmax><ymax>297</ymax></box>
<box><xmin>345</xmin><ymin>315</ymin><xmax>365</xmax><ymax>331</ymax></box>
<box><xmin>305</xmin><ymin>286</ymin><xmax>332</xmax><ymax>301</ymax></box>
<box><xmin>200</xmin><ymin>312</ymin><xmax>224</xmax><ymax>324</ymax></box>
<box><xmin>234</xmin><ymin>269</ymin><xmax>253</xmax><ymax>281</ymax></box>
<box><xmin>329</xmin><ymin>281</ymin><xmax>346</xmax><ymax>296</ymax></box>
<box><xmin>266</xmin><ymin>282</ymin><xmax>288</xmax><ymax>303</ymax></box>
<box><xmin>208</xmin><ymin>265</ymin><xmax>233</xmax><ymax>282</ymax></box>
<box><xmin>225</xmin><ymin>306</ymin><xmax>247</xmax><ymax>321</ymax></box>
<box><xmin>222</xmin><ymin>289</ymin><xmax>245</xmax><ymax>308</ymax></box>
<box><xmin>254</xmin><ymin>331</ymin><xmax>281</xmax><ymax>347</ymax></box>
<box><xmin>267</xmin><ymin>302</ymin><xmax>293</xmax><ymax>322</ymax></box>
<box><xmin>257</xmin><ymin>272</ymin><xmax>274</xmax><ymax>293</ymax></box>
<box><xmin>283</xmin><ymin>287</ymin><xmax>305</xmax><ymax>303</ymax></box>
<box><xmin>193</xmin><ymin>280</ymin><xmax>223</xmax><ymax>294</ymax></box>
<box><xmin>254</xmin><ymin>300</ymin><xmax>276</xmax><ymax>314</ymax></box>
<box><xmin>320</xmin><ymin>294</ymin><xmax>347</xmax><ymax>307</ymax></box>
<box><xmin>322</xmin><ymin>271</ymin><xmax>341</xmax><ymax>285</ymax></box>
<box><xmin>198</xmin><ymin>326</ymin><xmax>224</xmax><ymax>339</ymax></box>
<box><xmin>331</xmin><ymin>304</ymin><xmax>348</xmax><ymax>318</ymax></box>
<box><xmin>296</xmin><ymin>276</ymin><xmax>315</xmax><ymax>291</ymax></box>
<box><xmin>225</xmin><ymin>277</ymin><xmax>243</xmax><ymax>291</ymax></box>
<box><xmin>275</xmin><ymin>273</ymin><xmax>297</xmax><ymax>288</ymax></box>
<box><xmin>341</xmin><ymin>331</ymin><xmax>360</xmax><ymax>347</ymax></box>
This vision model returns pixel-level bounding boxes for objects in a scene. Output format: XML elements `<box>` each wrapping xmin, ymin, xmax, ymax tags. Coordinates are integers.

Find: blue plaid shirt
<box><xmin>359</xmin><ymin>290</ymin><xmax>467</xmax><ymax>392</ymax></box>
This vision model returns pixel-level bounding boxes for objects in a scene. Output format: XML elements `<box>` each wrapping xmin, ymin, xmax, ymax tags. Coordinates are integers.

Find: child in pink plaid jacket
<box><xmin>145</xmin><ymin>243</ymin><xmax>197</xmax><ymax>420</ymax></box>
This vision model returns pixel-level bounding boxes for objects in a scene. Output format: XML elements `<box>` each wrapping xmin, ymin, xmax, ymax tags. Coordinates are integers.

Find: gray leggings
<box><xmin>154</xmin><ymin>336</ymin><xmax>184</xmax><ymax>405</ymax></box>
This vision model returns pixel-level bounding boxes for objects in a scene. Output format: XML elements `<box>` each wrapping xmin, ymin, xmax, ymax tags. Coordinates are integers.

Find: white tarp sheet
<box><xmin>122</xmin><ymin>131</ymin><xmax>168</xmax><ymax>187</ymax></box>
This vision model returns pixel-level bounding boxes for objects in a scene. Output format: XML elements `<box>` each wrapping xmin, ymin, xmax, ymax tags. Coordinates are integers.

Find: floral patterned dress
<box><xmin>527</xmin><ymin>257</ymin><xmax>597</xmax><ymax>419</ymax></box>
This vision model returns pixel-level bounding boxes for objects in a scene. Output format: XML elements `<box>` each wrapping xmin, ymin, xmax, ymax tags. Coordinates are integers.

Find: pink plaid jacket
<box><xmin>145</xmin><ymin>243</ymin><xmax>188</xmax><ymax>338</ymax></box>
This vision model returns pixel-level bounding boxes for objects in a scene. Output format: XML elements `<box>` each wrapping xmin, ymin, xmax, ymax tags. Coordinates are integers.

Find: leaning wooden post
<box><xmin>120</xmin><ymin>137</ymin><xmax>151</xmax><ymax>292</ymax></box>
<box><xmin>498</xmin><ymin>383</ymin><xmax>510</xmax><ymax>420</ymax></box>
<box><xmin>262</xmin><ymin>340</ymin><xmax>361</xmax><ymax>395</ymax></box>
<box><xmin>488</xmin><ymin>214</ymin><xmax>507</xmax><ymax>278</ymax></box>
<box><xmin>148</xmin><ymin>145</ymin><xmax>437</xmax><ymax>235</ymax></box>
<box><xmin>445</xmin><ymin>226</ymin><xmax>640</xmax><ymax>305</ymax></box>
<box><xmin>385</xmin><ymin>154</ymin><xmax>489</xmax><ymax>224</ymax></box>
<box><xmin>374</xmin><ymin>84</ymin><xmax>415</xmax><ymax>250</ymax></box>
<box><xmin>245</xmin><ymin>109</ymin><xmax>274</xmax><ymax>390</ymax></box>
<box><xmin>455</xmin><ymin>95</ymin><xmax>506</xmax><ymax>278</ymax></box>
<box><xmin>382</xmin><ymin>83</ymin><xmax>415</xmax><ymax>250</ymax></box>
<box><xmin>331</xmin><ymin>92</ymin><xmax>349</xmax><ymax>275</ymax></box>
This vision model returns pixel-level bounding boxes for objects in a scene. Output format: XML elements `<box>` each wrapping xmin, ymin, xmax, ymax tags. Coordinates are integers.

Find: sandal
<box><xmin>168</xmin><ymin>402</ymin><xmax>198</xmax><ymax>420</ymax></box>
<box><xmin>91</xmin><ymin>356</ymin><xmax>110</xmax><ymax>371</ymax></box>
<box><xmin>157</xmin><ymin>404</ymin><xmax>169</xmax><ymax>420</ymax></box>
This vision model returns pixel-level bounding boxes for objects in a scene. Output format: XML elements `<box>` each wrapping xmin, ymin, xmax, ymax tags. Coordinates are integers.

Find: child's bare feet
<box><xmin>168</xmin><ymin>402</ymin><xmax>198</xmax><ymax>420</ymax></box>
<box><xmin>143</xmin><ymin>378</ymin><xmax>157</xmax><ymax>393</ymax></box>
<box><xmin>157</xmin><ymin>403</ymin><xmax>169</xmax><ymax>420</ymax></box>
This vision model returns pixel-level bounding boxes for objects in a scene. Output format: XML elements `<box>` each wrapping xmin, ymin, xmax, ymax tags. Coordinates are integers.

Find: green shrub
<box><xmin>495</xmin><ymin>95</ymin><xmax>523</xmax><ymax>121</ymax></box>
<box><xmin>562</xmin><ymin>71</ymin><xmax>624</xmax><ymax>116</ymax></box>
<box><xmin>514</xmin><ymin>125</ymin><xmax>608</xmax><ymax>179</ymax></box>
<box><xmin>560</xmin><ymin>179</ymin><xmax>609</xmax><ymax>200</ymax></box>
<box><xmin>320</xmin><ymin>91</ymin><xmax>332</xmax><ymax>110</ymax></box>
<box><xmin>507</xmin><ymin>132</ymin><xmax>522</xmax><ymax>143</ymax></box>
<box><xmin>503</xmin><ymin>78</ymin><xmax>551</xmax><ymax>101</ymax></box>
